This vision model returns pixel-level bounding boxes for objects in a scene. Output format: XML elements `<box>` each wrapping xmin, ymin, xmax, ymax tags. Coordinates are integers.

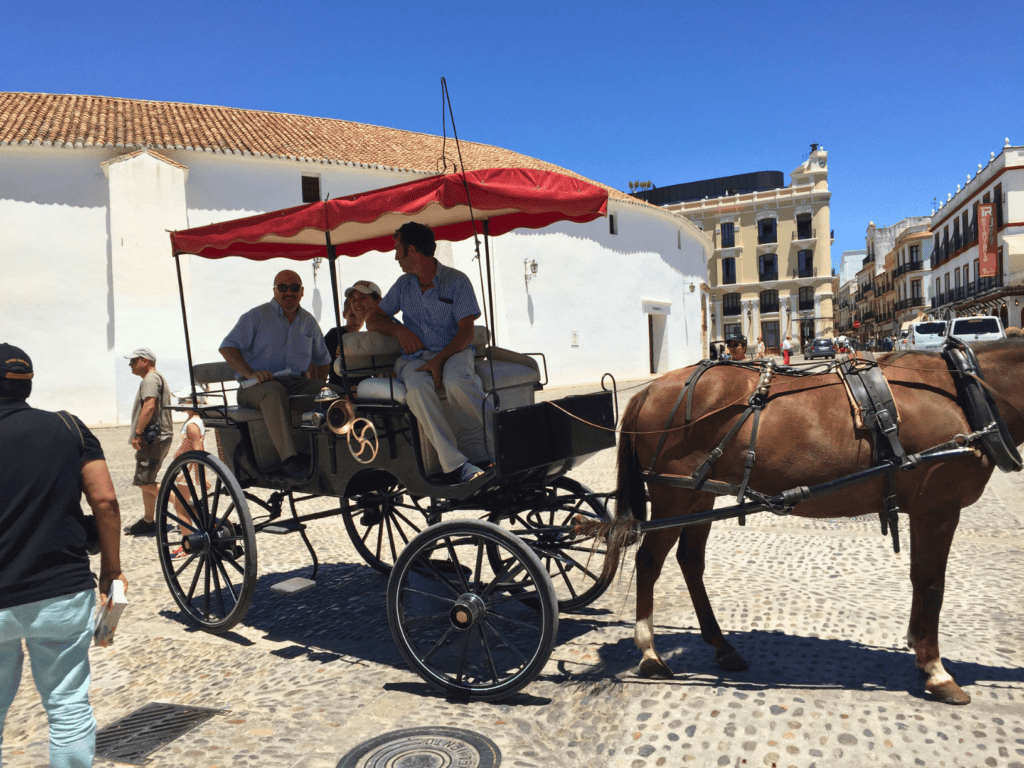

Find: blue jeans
<box><xmin>0</xmin><ymin>590</ymin><xmax>96</xmax><ymax>768</ymax></box>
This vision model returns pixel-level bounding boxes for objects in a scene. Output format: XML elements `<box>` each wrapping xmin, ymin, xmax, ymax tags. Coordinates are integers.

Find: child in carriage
<box><xmin>170</xmin><ymin>390</ymin><xmax>208</xmax><ymax>559</ymax></box>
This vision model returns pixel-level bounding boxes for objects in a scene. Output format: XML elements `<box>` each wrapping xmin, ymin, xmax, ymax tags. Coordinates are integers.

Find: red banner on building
<box><xmin>977</xmin><ymin>203</ymin><xmax>998</xmax><ymax>278</ymax></box>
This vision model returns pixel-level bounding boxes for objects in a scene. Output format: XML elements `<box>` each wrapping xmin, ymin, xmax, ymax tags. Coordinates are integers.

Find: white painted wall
<box><xmin>1</xmin><ymin>144</ymin><xmax>710</xmax><ymax>424</ymax></box>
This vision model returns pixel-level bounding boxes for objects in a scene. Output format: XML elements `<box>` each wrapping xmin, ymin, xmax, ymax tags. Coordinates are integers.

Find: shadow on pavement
<box><xmin>157</xmin><ymin>561</ymin><xmax>605</xmax><ymax>674</ymax></box>
<box><xmin>562</xmin><ymin>627</ymin><xmax>1024</xmax><ymax>699</ymax></box>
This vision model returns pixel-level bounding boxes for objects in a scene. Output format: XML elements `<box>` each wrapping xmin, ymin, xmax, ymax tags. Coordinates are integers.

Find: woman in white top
<box><xmin>755</xmin><ymin>336</ymin><xmax>766</xmax><ymax>359</ymax></box>
<box><xmin>170</xmin><ymin>392</ymin><xmax>207</xmax><ymax>559</ymax></box>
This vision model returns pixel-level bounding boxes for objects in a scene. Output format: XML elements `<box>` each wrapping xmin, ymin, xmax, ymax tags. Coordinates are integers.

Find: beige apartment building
<box><xmin>639</xmin><ymin>145</ymin><xmax>834</xmax><ymax>353</ymax></box>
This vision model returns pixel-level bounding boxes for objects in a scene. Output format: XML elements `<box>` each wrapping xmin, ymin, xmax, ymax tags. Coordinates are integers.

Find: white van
<box><xmin>948</xmin><ymin>315</ymin><xmax>1006</xmax><ymax>344</ymax></box>
<box><xmin>907</xmin><ymin>320</ymin><xmax>949</xmax><ymax>352</ymax></box>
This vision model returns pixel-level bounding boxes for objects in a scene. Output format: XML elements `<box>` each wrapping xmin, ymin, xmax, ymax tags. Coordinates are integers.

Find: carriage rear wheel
<box><xmin>155</xmin><ymin>451</ymin><xmax>257</xmax><ymax>633</ymax></box>
<box><xmin>387</xmin><ymin>520</ymin><xmax>558</xmax><ymax>702</ymax></box>
<box><xmin>343</xmin><ymin>482</ymin><xmax>428</xmax><ymax>575</ymax></box>
<box><xmin>487</xmin><ymin>477</ymin><xmax>613</xmax><ymax>612</ymax></box>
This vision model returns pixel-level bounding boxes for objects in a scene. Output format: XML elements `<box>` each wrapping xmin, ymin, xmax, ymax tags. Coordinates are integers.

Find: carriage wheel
<box><xmin>488</xmin><ymin>477</ymin><xmax>613</xmax><ymax>612</ymax></box>
<box><xmin>343</xmin><ymin>482</ymin><xmax>428</xmax><ymax>575</ymax></box>
<box><xmin>387</xmin><ymin>520</ymin><xmax>558</xmax><ymax>702</ymax></box>
<box><xmin>155</xmin><ymin>451</ymin><xmax>257</xmax><ymax>634</ymax></box>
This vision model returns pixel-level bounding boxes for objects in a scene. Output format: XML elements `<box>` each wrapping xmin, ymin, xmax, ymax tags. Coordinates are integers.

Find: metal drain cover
<box><xmin>337</xmin><ymin>727</ymin><xmax>500</xmax><ymax>768</ymax></box>
<box><xmin>94</xmin><ymin>702</ymin><xmax>224</xmax><ymax>764</ymax></box>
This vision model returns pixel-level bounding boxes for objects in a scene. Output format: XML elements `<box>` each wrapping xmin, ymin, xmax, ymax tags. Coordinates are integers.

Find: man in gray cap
<box><xmin>123</xmin><ymin>348</ymin><xmax>172</xmax><ymax>535</ymax></box>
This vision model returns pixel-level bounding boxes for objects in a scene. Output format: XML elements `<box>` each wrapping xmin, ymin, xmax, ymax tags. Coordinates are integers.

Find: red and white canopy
<box><xmin>170</xmin><ymin>167</ymin><xmax>609</xmax><ymax>261</ymax></box>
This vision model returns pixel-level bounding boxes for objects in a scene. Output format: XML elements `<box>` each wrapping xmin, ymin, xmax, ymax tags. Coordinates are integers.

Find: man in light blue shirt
<box><xmin>220</xmin><ymin>269</ymin><xmax>337</xmax><ymax>479</ymax></box>
<box><xmin>366</xmin><ymin>223</ymin><xmax>492</xmax><ymax>484</ymax></box>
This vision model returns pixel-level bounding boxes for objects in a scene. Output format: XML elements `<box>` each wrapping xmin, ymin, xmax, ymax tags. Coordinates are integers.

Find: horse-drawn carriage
<box><xmin>159</xmin><ymin>167</ymin><xmax>1024</xmax><ymax>706</ymax></box>
<box><xmin>158</xmin><ymin>168</ymin><xmax>620</xmax><ymax>700</ymax></box>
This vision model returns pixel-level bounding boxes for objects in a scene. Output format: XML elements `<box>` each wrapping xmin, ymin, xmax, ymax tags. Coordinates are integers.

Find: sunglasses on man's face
<box><xmin>276</xmin><ymin>283</ymin><xmax>302</xmax><ymax>293</ymax></box>
<box><xmin>726</xmin><ymin>342</ymin><xmax>741</xmax><ymax>348</ymax></box>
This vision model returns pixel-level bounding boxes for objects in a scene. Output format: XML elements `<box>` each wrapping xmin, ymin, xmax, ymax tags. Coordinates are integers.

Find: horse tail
<box><xmin>576</xmin><ymin>385</ymin><xmax>651</xmax><ymax>583</ymax></box>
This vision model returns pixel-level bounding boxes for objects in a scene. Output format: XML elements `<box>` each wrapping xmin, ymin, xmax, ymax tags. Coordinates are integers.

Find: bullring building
<box><xmin>0</xmin><ymin>92</ymin><xmax>712</xmax><ymax>425</ymax></box>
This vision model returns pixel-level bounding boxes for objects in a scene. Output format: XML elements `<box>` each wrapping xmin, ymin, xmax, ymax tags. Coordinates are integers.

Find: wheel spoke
<box><xmin>181</xmin><ymin>467</ymin><xmax>208</xmax><ymax>530</ymax></box>
<box><xmin>414</xmin><ymin>554</ymin><xmax>465</xmax><ymax>599</ymax></box>
<box><xmin>483</xmin><ymin>607</ymin><xmax>543</xmax><ymax>633</ymax></box>
<box><xmin>172</xmin><ymin>551</ymin><xmax>198</xmax><ymax>575</ymax></box>
<box><xmin>213</xmin><ymin>556</ymin><xmax>239</xmax><ymax>609</ymax></box>
<box><xmin>184</xmin><ymin>554</ymin><xmax>204</xmax><ymax>601</ymax></box>
<box><xmin>480</xmin><ymin>559</ymin><xmax>528</xmax><ymax>599</ymax></box>
<box><xmin>202</xmin><ymin>557</ymin><xmax>211</xmax><ymax>619</ymax></box>
<box><xmin>421</xmin><ymin>626</ymin><xmax>456</xmax><ymax>663</ymax></box>
<box><xmin>477</xmin><ymin>625</ymin><xmax>500</xmax><ymax>685</ymax></box>
<box><xmin>554</xmin><ymin>559</ymin><xmax>578</xmax><ymax>599</ymax></box>
<box><xmin>481</xmin><ymin>619</ymin><xmax>529</xmax><ymax>665</ymax></box>
<box><xmin>209</xmin><ymin>554</ymin><xmax>228</xmax><ymax>619</ymax></box>
<box><xmin>454</xmin><ymin>624</ymin><xmax>473</xmax><ymax>684</ymax></box>
<box><xmin>442</xmin><ymin>537</ymin><xmax>471</xmax><ymax>592</ymax></box>
<box><xmin>399</xmin><ymin>609</ymin><xmax>451</xmax><ymax>627</ymax></box>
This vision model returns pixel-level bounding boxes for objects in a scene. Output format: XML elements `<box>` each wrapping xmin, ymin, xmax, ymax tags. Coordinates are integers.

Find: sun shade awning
<box><xmin>170</xmin><ymin>167</ymin><xmax>609</xmax><ymax>261</ymax></box>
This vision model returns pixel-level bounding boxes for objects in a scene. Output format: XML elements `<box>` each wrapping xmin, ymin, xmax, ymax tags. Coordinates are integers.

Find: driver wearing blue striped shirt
<box><xmin>366</xmin><ymin>222</ymin><xmax>493</xmax><ymax>484</ymax></box>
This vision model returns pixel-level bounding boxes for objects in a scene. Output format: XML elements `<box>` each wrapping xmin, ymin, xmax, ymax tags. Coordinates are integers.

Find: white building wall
<box><xmin>1</xmin><ymin>145</ymin><xmax>711</xmax><ymax>424</ymax></box>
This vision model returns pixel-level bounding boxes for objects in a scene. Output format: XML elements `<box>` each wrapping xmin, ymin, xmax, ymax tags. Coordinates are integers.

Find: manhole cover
<box><xmin>95</xmin><ymin>702</ymin><xmax>224</xmax><ymax>764</ymax></box>
<box><xmin>337</xmin><ymin>727</ymin><xmax>500</xmax><ymax>768</ymax></box>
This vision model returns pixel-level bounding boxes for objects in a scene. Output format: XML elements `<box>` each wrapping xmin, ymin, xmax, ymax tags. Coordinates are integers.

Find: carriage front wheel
<box><xmin>155</xmin><ymin>451</ymin><xmax>257</xmax><ymax>633</ymax></box>
<box><xmin>386</xmin><ymin>520</ymin><xmax>558</xmax><ymax>701</ymax></box>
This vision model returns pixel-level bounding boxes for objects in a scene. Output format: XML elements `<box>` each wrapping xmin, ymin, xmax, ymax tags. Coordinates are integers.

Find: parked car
<box><xmin>948</xmin><ymin>315</ymin><xmax>1006</xmax><ymax>344</ymax></box>
<box><xmin>907</xmin><ymin>320</ymin><xmax>949</xmax><ymax>352</ymax></box>
<box><xmin>805</xmin><ymin>337</ymin><xmax>836</xmax><ymax>360</ymax></box>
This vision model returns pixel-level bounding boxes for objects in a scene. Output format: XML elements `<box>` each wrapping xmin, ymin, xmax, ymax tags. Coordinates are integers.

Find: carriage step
<box><xmin>270</xmin><ymin>577</ymin><xmax>316</xmax><ymax>595</ymax></box>
<box><xmin>262</xmin><ymin>521</ymin><xmax>306</xmax><ymax>534</ymax></box>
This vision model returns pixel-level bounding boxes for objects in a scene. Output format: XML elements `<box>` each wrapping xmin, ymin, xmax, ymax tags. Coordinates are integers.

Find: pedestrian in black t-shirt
<box><xmin>0</xmin><ymin>343</ymin><xmax>127</xmax><ymax>768</ymax></box>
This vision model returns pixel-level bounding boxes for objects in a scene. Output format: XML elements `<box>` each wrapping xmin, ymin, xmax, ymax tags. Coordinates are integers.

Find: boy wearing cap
<box><xmin>123</xmin><ymin>348</ymin><xmax>173</xmax><ymax>536</ymax></box>
<box><xmin>325</xmin><ymin>280</ymin><xmax>381</xmax><ymax>390</ymax></box>
<box><xmin>0</xmin><ymin>343</ymin><xmax>127</xmax><ymax>768</ymax></box>
<box><xmin>726</xmin><ymin>335</ymin><xmax>748</xmax><ymax>361</ymax></box>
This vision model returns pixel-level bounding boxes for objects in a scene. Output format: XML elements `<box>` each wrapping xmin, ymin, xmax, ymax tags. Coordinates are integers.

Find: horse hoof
<box><xmin>639</xmin><ymin>657</ymin><xmax>674</xmax><ymax>679</ymax></box>
<box><xmin>927</xmin><ymin>680</ymin><xmax>971</xmax><ymax>705</ymax></box>
<box><xmin>716</xmin><ymin>649</ymin><xmax>749</xmax><ymax>672</ymax></box>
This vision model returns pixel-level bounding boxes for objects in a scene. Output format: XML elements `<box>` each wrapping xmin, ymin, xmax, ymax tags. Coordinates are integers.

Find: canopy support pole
<box><xmin>326</xmin><ymin>232</ymin><xmax>349</xmax><ymax>392</ymax></box>
<box><xmin>174</xmin><ymin>253</ymin><xmax>198</xmax><ymax>397</ymax></box>
<box><xmin>483</xmin><ymin>220</ymin><xmax>496</xmax><ymax>348</ymax></box>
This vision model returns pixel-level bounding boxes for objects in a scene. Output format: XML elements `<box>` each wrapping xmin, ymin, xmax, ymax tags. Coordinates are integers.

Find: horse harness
<box><xmin>640</xmin><ymin>338</ymin><xmax>1021</xmax><ymax>554</ymax></box>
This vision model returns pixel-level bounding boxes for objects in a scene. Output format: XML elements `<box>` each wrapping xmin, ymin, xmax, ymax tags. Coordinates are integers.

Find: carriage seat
<box><xmin>337</xmin><ymin>326</ymin><xmax>541</xmax><ymax>407</ymax></box>
<box><xmin>191</xmin><ymin>361</ymin><xmax>265</xmax><ymax>423</ymax></box>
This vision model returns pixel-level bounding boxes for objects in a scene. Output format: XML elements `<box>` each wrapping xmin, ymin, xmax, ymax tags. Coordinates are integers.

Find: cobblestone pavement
<box><xmin>6</xmin><ymin>384</ymin><xmax>1024</xmax><ymax>768</ymax></box>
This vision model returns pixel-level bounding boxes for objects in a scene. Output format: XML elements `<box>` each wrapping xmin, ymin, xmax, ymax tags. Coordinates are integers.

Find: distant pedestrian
<box><xmin>123</xmin><ymin>348</ymin><xmax>173</xmax><ymax>536</ymax></box>
<box><xmin>0</xmin><ymin>343</ymin><xmax>127</xmax><ymax>768</ymax></box>
<box><xmin>755</xmin><ymin>336</ymin><xmax>765</xmax><ymax>359</ymax></box>
<box><xmin>782</xmin><ymin>335</ymin><xmax>793</xmax><ymax>365</ymax></box>
<box><xmin>882</xmin><ymin>335</ymin><xmax>893</xmax><ymax>352</ymax></box>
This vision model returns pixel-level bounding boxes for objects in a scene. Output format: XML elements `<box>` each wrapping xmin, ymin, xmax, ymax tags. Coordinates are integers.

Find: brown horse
<box><xmin>604</xmin><ymin>338</ymin><xmax>1024</xmax><ymax>705</ymax></box>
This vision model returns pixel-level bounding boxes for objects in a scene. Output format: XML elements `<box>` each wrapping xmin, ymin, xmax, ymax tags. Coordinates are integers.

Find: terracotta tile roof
<box><xmin>0</xmin><ymin>92</ymin><xmax>637</xmax><ymax>203</ymax></box>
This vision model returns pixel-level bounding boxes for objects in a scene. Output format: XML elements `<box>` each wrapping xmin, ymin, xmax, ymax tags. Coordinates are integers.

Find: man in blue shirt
<box><xmin>220</xmin><ymin>269</ymin><xmax>337</xmax><ymax>479</ymax></box>
<box><xmin>366</xmin><ymin>223</ymin><xmax>492</xmax><ymax>483</ymax></box>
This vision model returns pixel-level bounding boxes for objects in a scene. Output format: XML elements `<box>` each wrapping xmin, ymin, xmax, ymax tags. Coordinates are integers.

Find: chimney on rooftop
<box><xmin>810</xmin><ymin>143</ymin><xmax>819</xmax><ymax>152</ymax></box>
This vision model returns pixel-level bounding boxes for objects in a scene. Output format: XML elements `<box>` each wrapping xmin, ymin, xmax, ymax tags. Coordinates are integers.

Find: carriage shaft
<box><xmin>636</xmin><ymin>445</ymin><xmax>976</xmax><ymax>533</ymax></box>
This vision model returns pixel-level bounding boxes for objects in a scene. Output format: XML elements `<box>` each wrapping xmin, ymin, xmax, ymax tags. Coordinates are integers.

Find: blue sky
<box><xmin>4</xmin><ymin>0</ymin><xmax>1022</xmax><ymax>273</ymax></box>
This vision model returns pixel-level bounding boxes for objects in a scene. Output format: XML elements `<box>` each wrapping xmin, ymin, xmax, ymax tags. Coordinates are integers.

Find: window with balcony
<box><xmin>723</xmin><ymin>292</ymin><xmax>741</xmax><ymax>316</ymax></box>
<box><xmin>721</xmin><ymin>257</ymin><xmax>736</xmax><ymax>285</ymax></box>
<box><xmin>721</xmin><ymin>222</ymin><xmax>735</xmax><ymax>248</ymax></box>
<box><xmin>909</xmin><ymin>243</ymin><xmax>920</xmax><ymax>263</ymax></box>
<box><xmin>796</xmin><ymin>213</ymin><xmax>813</xmax><ymax>240</ymax></box>
<box><xmin>760</xmin><ymin>289</ymin><xmax>779</xmax><ymax>314</ymax></box>
<box><xmin>757</xmin><ymin>218</ymin><xmax>777</xmax><ymax>245</ymax></box>
<box><xmin>911</xmin><ymin>280</ymin><xmax>921</xmax><ymax>299</ymax></box>
<box><xmin>934</xmin><ymin>233</ymin><xmax>941</xmax><ymax>261</ymax></box>
<box><xmin>995</xmin><ymin>184</ymin><xmax>1004</xmax><ymax>226</ymax></box>
<box><xmin>952</xmin><ymin>219</ymin><xmax>961</xmax><ymax>251</ymax></box>
<box><xmin>799</xmin><ymin>286</ymin><xmax>814</xmax><ymax>311</ymax></box>
<box><xmin>758</xmin><ymin>253</ymin><xmax>778</xmax><ymax>282</ymax></box>
<box><xmin>797</xmin><ymin>249</ymin><xmax>814</xmax><ymax>278</ymax></box>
